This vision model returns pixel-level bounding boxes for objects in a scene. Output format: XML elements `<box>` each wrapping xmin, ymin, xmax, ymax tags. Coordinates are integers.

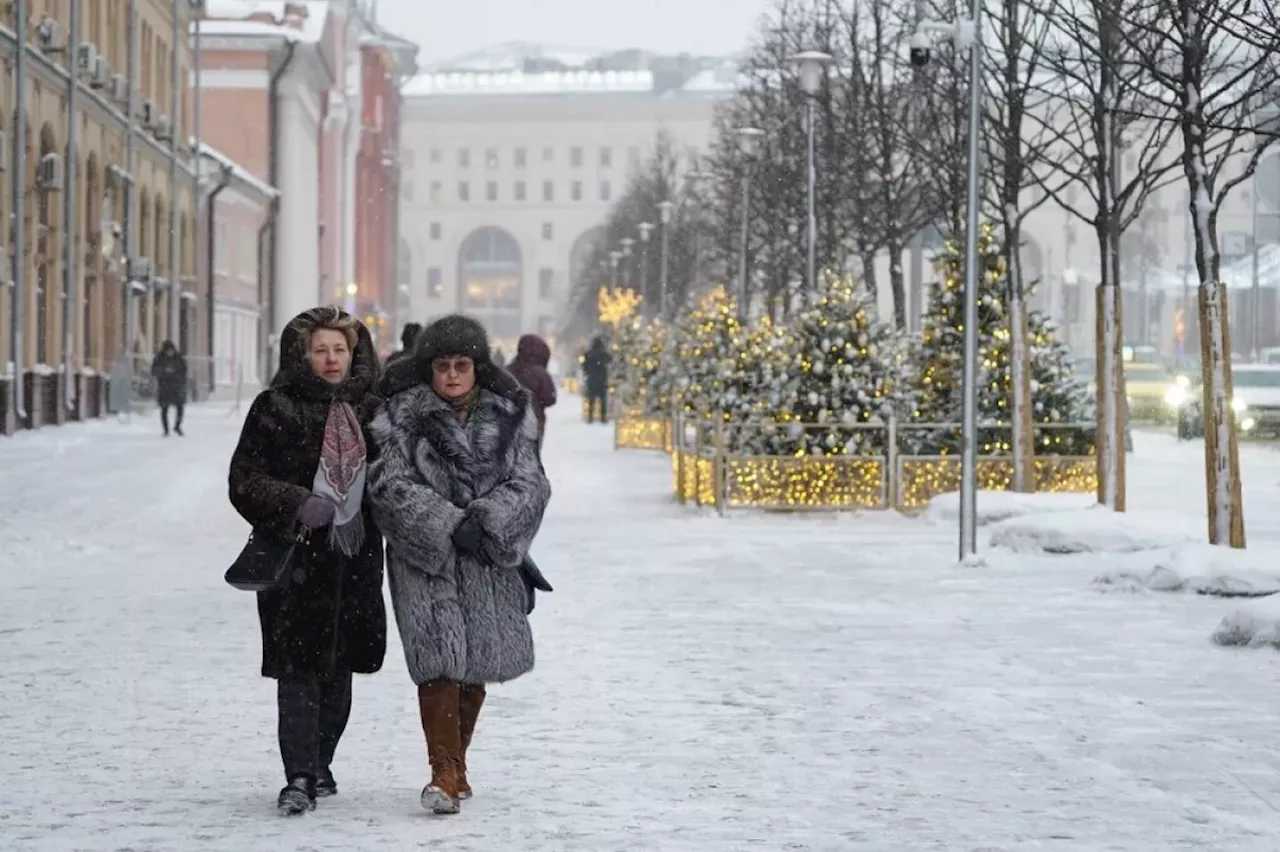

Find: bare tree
<box><xmin>1119</xmin><ymin>0</ymin><xmax>1280</xmax><ymax>545</ymax></box>
<box><xmin>1030</xmin><ymin>0</ymin><xmax>1181</xmax><ymax>510</ymax></box>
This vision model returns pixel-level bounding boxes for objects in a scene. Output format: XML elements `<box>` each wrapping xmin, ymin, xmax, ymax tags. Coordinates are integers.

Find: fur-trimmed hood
<box><xmin>270</xmin><ymin>306</ymin><xmax>381</xmax><ymax>404</ymax></box>
<box><xmin>377</xmin><ymin>313</ymin><xmax>526</xmax><ymax>404</ymax></box>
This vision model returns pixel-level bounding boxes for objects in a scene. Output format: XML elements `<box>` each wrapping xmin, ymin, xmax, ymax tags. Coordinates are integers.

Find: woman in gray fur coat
<box><xmin>366</xmin><ymin>314</ymin><xmax>551</xmax><ymax>816</ymax></box>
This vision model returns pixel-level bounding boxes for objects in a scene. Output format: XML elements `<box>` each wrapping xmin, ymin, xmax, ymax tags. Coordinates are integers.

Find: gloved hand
<box><xmin>297</xmin><ymin>495</ymin><xmax>336</xmax><ymax>529</ymax></box>
<box><xmin>451</xmin><ymin>514</ymin><xmax>484</xmax><ymax>557</ymax></box>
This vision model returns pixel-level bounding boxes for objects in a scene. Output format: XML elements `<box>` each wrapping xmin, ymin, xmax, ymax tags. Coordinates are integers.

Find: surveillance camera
<box><xmin>909</xmin><ymin>31</ymin><xmax>931</xmax><ymax>68</ymax></box>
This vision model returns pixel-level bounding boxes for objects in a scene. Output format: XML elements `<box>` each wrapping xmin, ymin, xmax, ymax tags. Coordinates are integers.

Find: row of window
<box><xmin>422</xmin><ymin>268</ymin><xmax>559</xmax><ymax>301</ymax></box>
<box><xmin>405</xmin><ymin>179</ymin><xmax>613</xmax><ymax>205</ymax></box>
<box><xmin>405</xmin><ymin>145</ymin><xmax>641</xmax><ymax>172</ymax></box>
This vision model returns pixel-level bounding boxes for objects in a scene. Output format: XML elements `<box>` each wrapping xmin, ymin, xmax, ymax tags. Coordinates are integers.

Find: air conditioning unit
<box><xmin>127</xmin><ymin>256</ymin><xmax>152</xmax><ymax>283</ymax></box>
<box><xmin>110</xmin><ymin>74</ymin><xmax>129</xmax><ymax>104</ymax></box>
<box><xmin>36</xmin><ymin>16</ymin><xmax>62</xmax><ymax>52</ymax></box>
<box><xmin>90</xmin><ymin>55</ymin><xmax>110</xmax><ymax>88</ymax></box>
<box><xmin>75</xmin><ymin>42</ymin><xmax>97</xmax><ymax>78</ymax></box>
<box><xmin>153</xmin><ymin>114</ymin><xmax>173</xmax><ymax>141</ymax></box>
<box><xmin>36</xmin><ymin>153</ymin><xmax>63</xmax><ymax>191</ymax></box>
<box><xmin>140</xmin><ymin>100</ymin><xmax>155</xmax><ymax>128</ymax></box>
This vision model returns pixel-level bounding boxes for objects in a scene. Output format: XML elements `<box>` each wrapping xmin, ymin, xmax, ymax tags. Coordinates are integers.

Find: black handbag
<box><xmin>225</xmin><ymin>529</ymin><xmax>308</xmax><ymax>592</ymax></box>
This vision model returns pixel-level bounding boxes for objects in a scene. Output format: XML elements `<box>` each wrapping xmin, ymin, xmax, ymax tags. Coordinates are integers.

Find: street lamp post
<box><xmin>735</xmin><ymin>127</ymin><xmax>765</xmax><ymax>321</ymax></box>
<box><xmin>790</xmin><ymin>50</ymin><xmax>832</xmax><ymax>297</ymax></box>
<box><xmin>658</xmin><ymin>201</ymin><xmax>674</xmax><ymax>320</ymax></box>
<box><xmin>638</xmin><ymin>222</ymin><xmax>654</xmax><ymax>314</ymax></box>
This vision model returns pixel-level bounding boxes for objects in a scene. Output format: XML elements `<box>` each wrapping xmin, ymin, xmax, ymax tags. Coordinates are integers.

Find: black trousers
<box><xmin>586</xmin><ymin>391</ymin><xmax>608</xmax><ymax>423</ymax></box>
<box><xmin>277</xmin><ymin>670</ymin><xmax>353</xmax><ymax>783</ymax></box>
<box><xmin>159</xmin><ymin>402</ymin><xmax>184</xmax><ymax>433</ymax></box>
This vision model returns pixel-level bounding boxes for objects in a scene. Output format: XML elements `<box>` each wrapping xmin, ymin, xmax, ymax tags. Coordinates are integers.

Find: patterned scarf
<box><xmin>312</xmin><ymin>401</ymin><xmax>367</xmax><ymax>557</ymax></box>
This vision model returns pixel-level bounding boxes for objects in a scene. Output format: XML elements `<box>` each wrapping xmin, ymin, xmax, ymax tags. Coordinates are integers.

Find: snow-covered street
<box><xmin>5</xmin><ymin>401</ymin><xmax>1280</xmax><ymax>850</ymax></box>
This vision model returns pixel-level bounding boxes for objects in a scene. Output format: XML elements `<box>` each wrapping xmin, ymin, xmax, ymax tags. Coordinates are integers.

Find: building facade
<box><xmin>398</xmin><ymin>46</ymin><xmax>734</xmax><ymax>348</ymax></box>
<box><xmin>196</xmin><ymin>0</ymin><xmax>414</xmax><ymax>369</ymax></box>
<box><xmin>0</xmin><ymin>0</ymin><xmax>199</xmax><ymax>433</ymax></box>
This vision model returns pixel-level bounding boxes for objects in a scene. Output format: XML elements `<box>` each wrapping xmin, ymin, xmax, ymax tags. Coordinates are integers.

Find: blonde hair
<box><xmin>290</xmin><ymin>306</ymin><xmax>359</xmax><ymax>355</ymax></box>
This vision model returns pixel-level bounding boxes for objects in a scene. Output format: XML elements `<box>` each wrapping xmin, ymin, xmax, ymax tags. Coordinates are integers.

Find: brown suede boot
<box><xmin>417</xmin><ymin>679</ymin><xmax>463</xmax><ymax>814</ymax></box>
<box><xmin>457</xmin><ymin>684</ymin><xmax>486</xmax><ymax>800</ymax></box>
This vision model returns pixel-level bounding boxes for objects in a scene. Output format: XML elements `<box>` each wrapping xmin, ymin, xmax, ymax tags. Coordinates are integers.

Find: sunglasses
<box><xmin>432</xmin><ymin>358</ymin><xmax>474</xmax><ymax>376</ymax></box>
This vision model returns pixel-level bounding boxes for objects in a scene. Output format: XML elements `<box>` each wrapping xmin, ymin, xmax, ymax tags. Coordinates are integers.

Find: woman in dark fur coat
<box><xmin>228</xmin><ymin>306</ymin><xmax>387</xmax><ymax>816</ymax></box>
<box><xmin>367</xmin><ymin>314</ymin><xmax>551</xmax><ymax>815</ymax></box>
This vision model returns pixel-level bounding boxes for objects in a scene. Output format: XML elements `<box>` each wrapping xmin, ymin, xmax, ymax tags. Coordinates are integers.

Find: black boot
<box><xmin>277</xmin><ymin>774</ymin><xmax>316</xmax><ymax>815</ymax></box>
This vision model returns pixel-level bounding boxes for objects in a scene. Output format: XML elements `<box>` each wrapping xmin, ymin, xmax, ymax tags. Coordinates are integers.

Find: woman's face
<box><xmin>309</xmin><ymin>329</ymin><xmax>352</xmax><ymax>384</ymax></box>
<box><xmin>432</xmin><ymin>355</ymin><xmax>476</xmax><ymax>399</ymax></box>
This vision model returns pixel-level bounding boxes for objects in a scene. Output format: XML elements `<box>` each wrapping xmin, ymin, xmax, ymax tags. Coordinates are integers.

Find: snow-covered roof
<box><xmin>194</xmin><ymin>0</ymin><xmax>328</xmax><ymax>44</ymax></box>
<box><xmin>195</xmin><ymin>141</ymin><xmax>278</xmax><ymax>199</ymax></box>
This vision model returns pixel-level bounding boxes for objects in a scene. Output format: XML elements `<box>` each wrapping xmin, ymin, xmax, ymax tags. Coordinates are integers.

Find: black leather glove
<box><xmin>451</xmin><ymin>514</ymin><xmax>484</xmax><ymax>558</ymax></box>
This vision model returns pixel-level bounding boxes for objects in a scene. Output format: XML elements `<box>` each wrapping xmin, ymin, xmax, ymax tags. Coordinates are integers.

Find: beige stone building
<box><xmin>0</xmin><ymin>0</ymin><xmax>199</xmax><ymax>432</ymax></box>
<box><xmin>397</xmin><ymin>44</ymin><xmax>734</xmax><ymax>347</ymax></box>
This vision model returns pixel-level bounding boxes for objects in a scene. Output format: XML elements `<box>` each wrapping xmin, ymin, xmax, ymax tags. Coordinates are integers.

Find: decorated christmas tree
<box><xmin>910</xmin><ymin>224</ymin><xmax>1093</xmax><ymax>454</ymax></box>
<box><xmin>758</xmin><ymin>275</ymin><xmax>910</xmax><ymax>456</ymax></box>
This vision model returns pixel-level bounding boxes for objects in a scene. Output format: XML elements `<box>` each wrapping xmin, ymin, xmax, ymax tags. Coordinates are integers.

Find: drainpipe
<box><xmin>266</xmin><ymin>41</ymin><xmax>299</xmax><ymax>366</ymax></box>
<box><xmin>10</xmin><ymin>0</ymin><xmax>28</xmax><ymax>424</ymax></box>
<box><xmin>61</xmin><ymin>0</ymin><xmax>81</xmax><ymax>412</ymax></box>
<box><xmin>255</xmin><ymin>197</ymin><xmax>281</xmax><ymax>384</ymax></box>
<box><xmin>204</xmin><ymin>160</ymin><xmax>233</xmax><ymax>393</ymax></box>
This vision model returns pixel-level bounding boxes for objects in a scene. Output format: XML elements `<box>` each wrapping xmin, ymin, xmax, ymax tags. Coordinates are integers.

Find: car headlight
<box><xmin>1232</xmin><ymin>397</ymin><xmax>1247</xmax><ymax>413</ymax></box>
<box><xmin>1165</xmin><ymin>384</ymin><xmax>1189</xmax><ymax>407</ymax></box>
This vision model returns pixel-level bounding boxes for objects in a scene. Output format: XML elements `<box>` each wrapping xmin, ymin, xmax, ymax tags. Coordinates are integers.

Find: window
<box><xmin>599</xmin><ymin>147</ymin><xmax>612</xmax><ymax>167</ymax></box>
<box><xmin>486</xmin><ymin>181</ymin><xmax>498</xmax><ymax>202</ymax></box>
<box><xmin>599</xmin><ymin>181</ymin><xmax>611</xmax><ymax>202</ymax></box>
<box><xmin>430</xmin><ymin>222</ymin><xmax>442</xmax><ymax>240</ymax></box>
<box><xmin>570</xmin><ymin>147</ymin><xmax>583</xmax><ymax>167</ymax></box>
<box><xmin>514</xmin><ymin>180</ymin><xmax>527</xmax><ymax>201</ymax></box>
<box><xmin>514</xmin><ymin>147</ymin><xmax>527</xmax><ymax>168</ymax></box>
<box><xmin>458</xmin><ymin>182</ymin><xmax>470</xmax><ymax>201</ymax></box>
<box><xmin>542</xmin><ymin>181</ymin><xmax>554</xmax><ymax>202</ymax></box>
<box><xmin>486</xmin><ymin>148</ymin><xmax>499</xmax><ymax>169</ymax></box>
<box><xmin>538</xmin><ymin>268</ymin><xmax>554</xmax><ymax>299</ymax></box>
<box><xmin>430</xmin><ymin>148</ymin><xmax>442</xmax><ymax>163</ymax></box>
<box><xmin>542</xmin><ymin>146</ymin><xmax>554</xmax><ymax>162</ymax></box>
<box><xmin>427</xmin><ymin>267</ymin><xmax>443</xmax><ymax>297</ymax></box>
<box><xmin>458</xmin><ymin>149</ymin><xmax>470</xmax><ymax>167</ymax></box>
<box><xmin>430</xmin><ymin>181</ymin><xmax>442</xmax><ymax>203</ymax></box>
<box><xmin>571</xmin><ymin>181</ymin><xmax>583</xmax><ymax>201</ymax></box>
<box><xmin>541</xmin><ymin>222</ymin><xmax>554</xmax><ymax>240</ymax></box>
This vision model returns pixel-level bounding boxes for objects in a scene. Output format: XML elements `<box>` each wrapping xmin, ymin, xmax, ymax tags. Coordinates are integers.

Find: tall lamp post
<box><xmin>638</xmin><ymin>222</ymin><xmax>654</xmax><ymax>314</ymax></box>
<box><xmin>657</xmin><ymin>201</ymin><xmax>674</xmax><ymax>319</ymax></box>
<box><xmin>735</xmin><ymin>126</ymin><xmax>765</xmax><ymax>321</ymax></box>
<box><xmin>914</xmin><ymin>7</ymin><xmax>980</xmax><ymax>560</ymax></box>
<box><xmin>790</xmin><ymin>50</ymin><xmax>832</xmax><ymax>296</ymax></box>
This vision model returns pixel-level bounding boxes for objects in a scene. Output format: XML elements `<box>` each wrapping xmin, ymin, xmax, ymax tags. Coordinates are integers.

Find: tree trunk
<box><xmin>1197</xmin><ymin>279</ymin><xmax>1246</xmax><ymax>547</ymax></box>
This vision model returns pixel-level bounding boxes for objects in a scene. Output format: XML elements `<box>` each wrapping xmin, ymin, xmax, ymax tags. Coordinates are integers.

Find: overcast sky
<box><xmin>373</xmin><ymin>0</ymin><xmax>771</xmax><ymax>66</ymax></box>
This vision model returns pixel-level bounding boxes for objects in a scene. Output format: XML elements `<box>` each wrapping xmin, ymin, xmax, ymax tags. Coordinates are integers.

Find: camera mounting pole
<box><xmin>912</xmin><ymin>2</ymin><xmax>984</xmax><ymax>561</ymax></box>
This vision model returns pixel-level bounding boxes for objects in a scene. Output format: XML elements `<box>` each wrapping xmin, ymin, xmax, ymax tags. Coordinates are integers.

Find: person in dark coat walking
<box><xmin>368</xmin><ymin>314</ymin><xmax>551</xmax><ymax>815</ymax></box>
<box><xmin>151</xmin><ymin>340</ymin><xmax>187</xmax><ymax>436</ymax></box>
<box><xmin>506</xmin><ymin>333</ymin><xmax>557</xmax><ymax>445</ymax></box>
<box><xmin>581</xmin><ymin>335</ymin><xmax>611</xmax><ymax>423</ymax></box>
<box><xmin>228</xmin><ymin>306</ymin><xmax>388</xmax><ymax>816</ymax></box>
<box><xmin>386</xmin><ymin>322</ymin><xmax>422</xmax><ymax>368</ymax></box>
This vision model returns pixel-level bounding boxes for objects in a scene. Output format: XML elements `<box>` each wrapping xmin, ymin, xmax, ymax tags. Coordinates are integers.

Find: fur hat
<box><xmin>415</xmin><ymin>314</ymin><xmax>490</xmax><ymax>365</ymax></box>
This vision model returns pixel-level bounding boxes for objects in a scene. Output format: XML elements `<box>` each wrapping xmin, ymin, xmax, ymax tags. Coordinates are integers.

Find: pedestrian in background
<box><xmin>151</xmin><ymin>340</ymin><xmax>188</xmax><ymax>436</ymax></box>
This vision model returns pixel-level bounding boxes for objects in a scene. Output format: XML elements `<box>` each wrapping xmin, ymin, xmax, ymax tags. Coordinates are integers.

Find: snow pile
<box><xmin>925</xmin><ymin>490</ymin><xmax>1095</xmax><ymax>526</ymax></box>
<box><xmin>1093</xmin><ymin>543</ymin><xmax>1280</xmax><ymax>597</ymax></box>
<box><xmin>988</xmin><ymin>506</ymin><xmax>1199</xmax><ymax>554</ymax></box>
<box><xmin>1212</xmin><ymin>596</ymin><xmax>1280</xmax><ymax>648</ymax></box>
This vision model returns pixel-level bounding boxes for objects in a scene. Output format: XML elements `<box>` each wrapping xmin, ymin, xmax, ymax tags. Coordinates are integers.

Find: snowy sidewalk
<box><xmin>3</xmin><ymin>402</ymin><xmax>1280</xmax><ymax>850</ymax></box>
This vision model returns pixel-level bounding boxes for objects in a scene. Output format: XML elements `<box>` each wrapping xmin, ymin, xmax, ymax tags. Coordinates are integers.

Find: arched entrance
<box><xmin>457</xmin><ymin>226</ymin><xmax>523</xmax><ymax>339</ymax></box>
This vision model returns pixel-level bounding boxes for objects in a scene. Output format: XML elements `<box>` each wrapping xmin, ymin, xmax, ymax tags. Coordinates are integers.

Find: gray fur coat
<box><xmin>367</xmin><ymin>384</ymin><xmax>551</xmax><ymax>685</ymax></box>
